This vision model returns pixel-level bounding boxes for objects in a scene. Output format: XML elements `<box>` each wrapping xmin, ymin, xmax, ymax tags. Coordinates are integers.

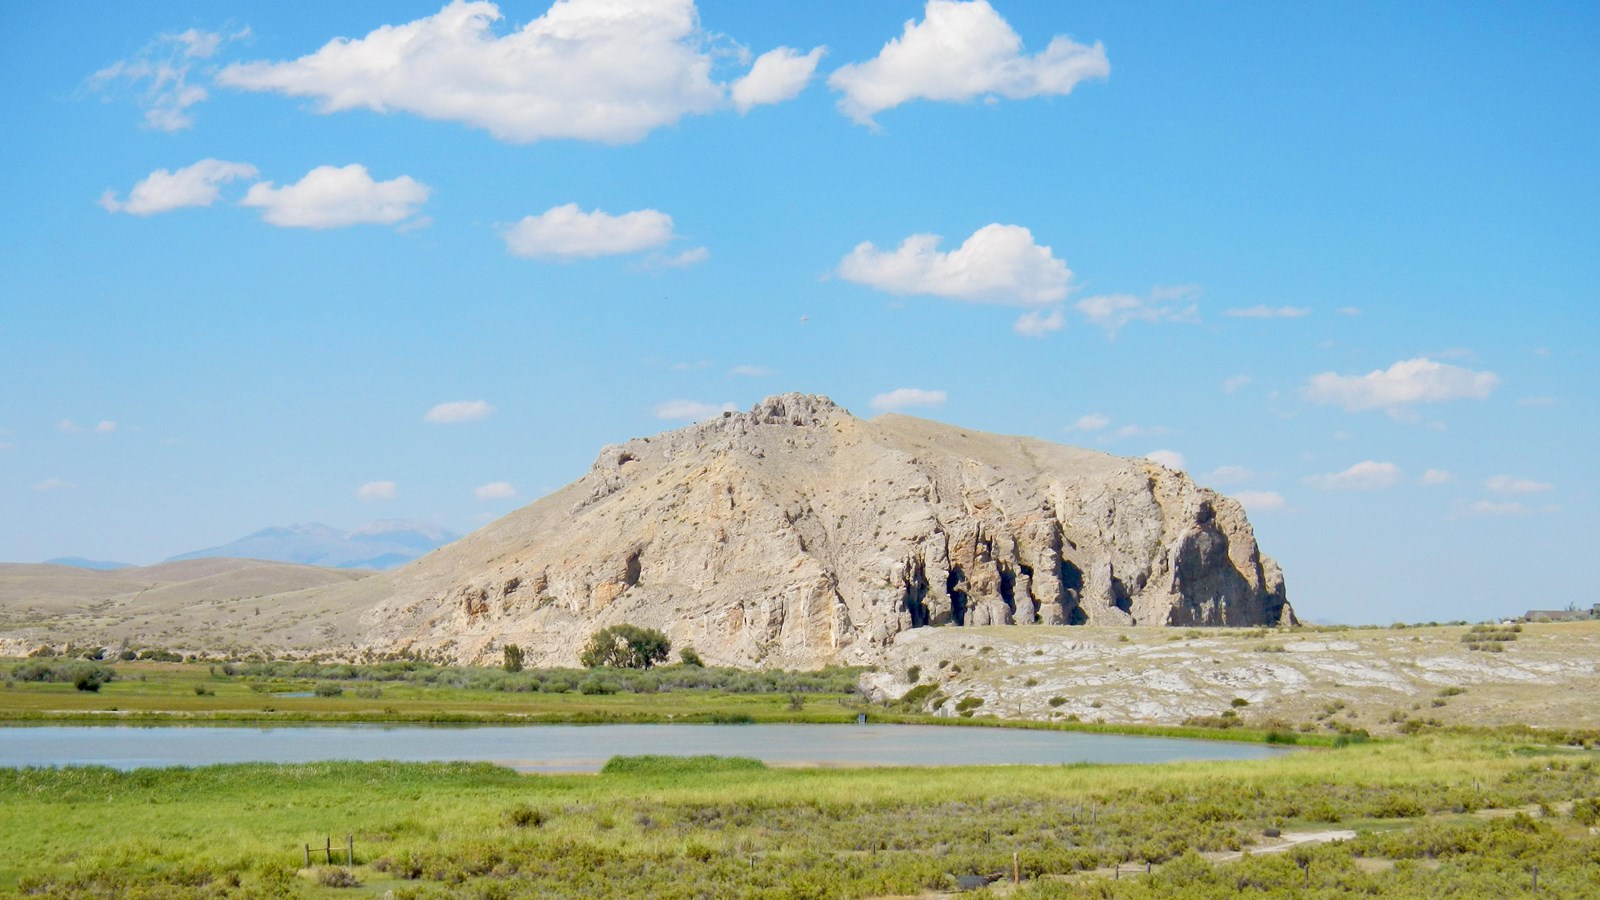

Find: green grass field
<box><xmin>0</xmin><ymin>736</ymin><xmax>1595</xmax><ymax>898</ymax></box>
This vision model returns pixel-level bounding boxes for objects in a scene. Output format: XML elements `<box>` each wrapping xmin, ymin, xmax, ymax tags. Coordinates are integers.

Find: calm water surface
<box><xmin>0</xmin><ymin>724</ymin><xmax>1289</xmax><ymax>773</ymax></box>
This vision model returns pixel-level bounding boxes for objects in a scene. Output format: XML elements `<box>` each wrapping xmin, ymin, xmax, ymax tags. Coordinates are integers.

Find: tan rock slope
<box><xmin>353</xmin><ymin>394</ymin><xmax>1293</xmax><ymax>667</ymax></box>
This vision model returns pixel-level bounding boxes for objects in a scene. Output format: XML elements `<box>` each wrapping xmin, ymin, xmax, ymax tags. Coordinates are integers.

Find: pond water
<box><xmin>0</xmin><ymin>724</ymin><xmax>1290</xmax><ymax>773</ymax></box>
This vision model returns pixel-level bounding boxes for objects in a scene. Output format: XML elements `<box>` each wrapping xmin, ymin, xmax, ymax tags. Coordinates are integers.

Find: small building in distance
<box><xmin>1521</xmin><ymin>604</ymin><xmax>1600</xmax><ymax>623</ymax></box>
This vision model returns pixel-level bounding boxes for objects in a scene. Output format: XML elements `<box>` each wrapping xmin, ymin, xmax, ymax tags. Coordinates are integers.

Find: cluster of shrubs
<box><xmin>1463</xmin><ymin>623</ymin><xmax>1521</xmax><ymax>652</ymax></box>
<box><xmin>201</xmin><ymin>658</ymin><xmax>862</xmax><ymax>697</ymax></box>
<box><xmin>8</xmin><ymin>660</ymin><xmax>116</xmax><ymax>692</ymax></box>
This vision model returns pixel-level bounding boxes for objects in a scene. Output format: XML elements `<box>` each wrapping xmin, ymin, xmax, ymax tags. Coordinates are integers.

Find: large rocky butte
<box><xmin>335</xmin><ymin>394</ymin><xmax>1293</xmax><ymax>668</ymax></box>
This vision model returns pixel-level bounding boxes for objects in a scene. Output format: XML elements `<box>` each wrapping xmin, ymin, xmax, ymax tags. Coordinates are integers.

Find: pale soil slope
<box><xmin>864</xmin><ymin>621</ymin><xmax>1600</xmax><ymax>733</ymax></box>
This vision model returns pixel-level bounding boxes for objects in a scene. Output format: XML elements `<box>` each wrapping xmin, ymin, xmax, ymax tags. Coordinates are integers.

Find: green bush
<box><xmin>502</xmin><ymin>644</ymin><xmax>523</xmax><ymax>673</ymax></box>
<box><xmin>579</xmin><ymin>625</ymin><xmax>671</xmax><ymax>670</ymax></box>
<box><xmin>313</xmin><ymin>683</ymin><xmax>344</xmax><ymax>697</ymax></box>
<box><xmin>679</xmin><ymin>646</ymin><xmax>704</xmax><ymax>667</ymax></box>
<box><xmin>578</xmin><ymin>676</ymin><xmax>618</xmax><ymax>695</ymax></box>
<box><xmin>503</xmin><ymin>804</ymin><xmax>546</xmax><ymax>828</ymax></box>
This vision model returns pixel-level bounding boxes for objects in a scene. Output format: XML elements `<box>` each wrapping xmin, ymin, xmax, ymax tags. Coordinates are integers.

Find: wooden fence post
<box><xmin>324</xmin><ymin>836</ymin><xmax>332</xmax><ymax>865</ymax></box>
<box><xmin>303</xmin><ymin>844</ymin><xmax>310</xmax><ymax>869</ymax></box>
<box><xmin>348</xmin><ymin>834</ymin><xmax>354</xmax><ymax>867</ymax></box>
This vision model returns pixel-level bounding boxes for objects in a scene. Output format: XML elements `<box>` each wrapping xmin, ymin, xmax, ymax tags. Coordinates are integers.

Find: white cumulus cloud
<box><xmin>870</xmin><ymin>388</ymin><xmax>947</xmax><ymax>412</ymax></box>
<box><xmin>829</xmin><ymin>0</ymin><xmax>1108</xmax><ymax>125</ymax></box>
<box><xmin>356</xmin><ymin>481</ymin><xmax>398</xmax><ymax>501</ymax></box>
<box><xmin>838</xmin><ymin>224</ymin><xmax>1070</xmax><ymax>306</ymax></box>
<box><xmin>654</xmin><ymin>399</ymin><xmax>737</xmax><ymax>421</ymax></box>
<box><xmin>217</xmin><ymin>0</ymin><xmax>801</xmax><ymax>144</ymax></box>
<box><xmin>1304</xmin><ymin>357</ymin><xmax>1499</xmax><ymax>413</ymax></box>
<box><xmin>1305</xmin><ymin>461</ymin><xmax>1400</xmax><ymax>491</ymax></box>
<box><xmin>503</xmin><ymin>204</ymin><xmax>676</xmax><ymax>259</ymax></box>
<box><xmin>1144</xmin><ymin>450</ymin><xmax>1185</xmax><ymax>471</ymax></box>
<box><xmin>732</xmin><ymin>46</ymin><xmax>826</xmax><ymax>113</ymax></box>
<box><xmin>1224</xmin><ymin>305</ymin><xmax>1310</xmax><ymax>319</ymax></box>
<box><xmin>241</xmin><ymin>164</ymin><xmax>429</xmax><ymax>229</ymax></box>
<box><xmin>1420</xmin><ymin>469</ymin><xmax>1454</xmax><ymax>486</ymax></box>
<box><xmin>424</xmin><ymin>400</ymin><xmax>494</xmax><ymax>424</ymax></box>
<box><xmin>1486</xmin><ymin>475</ymin><xmax>1552</xmax><ymax>495</ymax></box>
<box><xmin>100</xmin><ymin>159</ymin><xmax>259</xmax><ymax>215</ymax></box>
<box><xmin>475</xmin><ymin>481</ymin><xmax>517</xmax><ymax>500</ymax></box>
<box><xmin>1234</xmin><ymin>491</ymin><xmax>1286</xmax><ymax>512</ymax></box>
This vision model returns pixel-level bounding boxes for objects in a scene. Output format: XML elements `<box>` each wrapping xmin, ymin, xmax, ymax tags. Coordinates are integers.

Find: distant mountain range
<box><xmin>162</xmin><ymin>521</ymin><xmax>459</xmax><ymax>570</ymax></box>
<box><xmin>43</xmin><ymin>557</ymin><xmax>132</xmax><ymax>571</ymax></box>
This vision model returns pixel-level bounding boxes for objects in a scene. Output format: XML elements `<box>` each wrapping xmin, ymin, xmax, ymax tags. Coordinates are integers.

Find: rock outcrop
<box><xmin>349</xmin><ymin>394</ymin><xmax>1294</xmax><ymax>668</ymax></box>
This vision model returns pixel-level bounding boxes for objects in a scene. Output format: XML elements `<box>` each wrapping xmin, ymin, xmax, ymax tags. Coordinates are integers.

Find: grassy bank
<box><xmin>0</xmin><ymin>735</ymin><xmax>1595</xmax><ymax>897</ymax></box>
<box><xmin>0</xmin><ymin>658</ymin><xmax>1357</xmax><ymax>746</ymax></box>
<box><xmin>0</xmin><ymin>658</ymin><xmax>869</xmax><ymax>726</ymax></box>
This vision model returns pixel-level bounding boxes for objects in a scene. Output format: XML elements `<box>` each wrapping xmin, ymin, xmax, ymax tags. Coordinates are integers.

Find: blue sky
<box><xmin>2</xmin><ymin>1</ymin><xmax>1596</xmax><ymax>624</ymax></box>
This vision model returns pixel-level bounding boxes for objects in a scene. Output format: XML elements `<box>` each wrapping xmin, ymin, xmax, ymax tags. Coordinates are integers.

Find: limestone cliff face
<box><xmin>357</xmin><ymin>394</ymin><xmax>1294</xmax><ymax>667</ymax></box>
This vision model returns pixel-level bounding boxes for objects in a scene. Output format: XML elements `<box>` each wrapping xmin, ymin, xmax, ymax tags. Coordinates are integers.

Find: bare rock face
<box><xmin>356</xmin><ymin>394</ymin><xmax>1294</xmax><ymax>667</ymax></box>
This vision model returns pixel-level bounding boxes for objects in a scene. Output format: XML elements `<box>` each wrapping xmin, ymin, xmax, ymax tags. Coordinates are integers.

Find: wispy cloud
<box><xmin>1420</xmin><ymin>469</ymin><xmax>1453</xmax><ymax>486</ymax></box>
<box><xmin>424</xmin><ymin>400</ymin><xmax>494</xmax><ymax>424</ymax></box>
<box><xmin>1223</xmin><ymin>305</ymin><xmax>1310</xmax><ymax>319</ymax></box>
<box><xmin>88</xmin><ymin>26</ymin><xmax>250</xmax><ymax>131</ymax></box>
<box><xmin>1486</xmin><ymin>475</ymin><xmax>1552</xmax><ymax>495</ymax></box>
<box><xmin>1069</xmin><ymin>413</ymin><xmax>1109</xmax><ymax>432</ymax></box>
<box><xmin>32</xmin><ymin>477</ymin><xmax>76</xmax><ymax>493</ymax></box>
<box><xmin>1075</xmin><ymin>285</ymin><xmax>1200</xmax><ymax>336</ymax></box>
<box><xmin>654</xmin><ymin>399</ymin><xmax>737</xmax><ymax>421</ymax></box>
<box><xmin>356</xmin><ymin>481</ymin><xmax>397</xmax><ymax>501</ymax></box>
<box><xmin>474</xmin><ymin>481</ymin><xmax>517</xmax><ymax>501</ymax></box>
<box><xmin>1014</xmin><ymin>307</ymin><xmax>1065</xmax><ymax>337</ymax></box>
<box><xmin>1234</xmin><ymin>490</ymin><xmax>1286</xmax><ymax>512</ymax></box>
<box><xmin>1305</xmin><ymin>460</ymin><xmax>1400</xmax><ymax>490</ymax></box>
<box><xmin>641</xmin><ymin>246</ymin><xmax>709</xmax><ymax>269</ymax></box>
<box><xmin>728</xmin><ymin>365</ymin><xmax>772</xmax><ymax>377</ymax></box>
<box><xmin>59</xmin><ymin>419</ymin><xmax>117</xmax><ymax>434</ymax></box>
<box><xmin>1223</xmin><ymin>375</ymin><xmax>1252</xmax><ymax>393</ymax></box>
<box><xmin>870</xmin><ymin>388</ymin><xmax>947</xmax><ymax>412</ymax></box>
<box><xmin>1204</xmin><ymin>465</ymin><xmax>1254</xmax><ymax>486</ymax></box>
<box><xmin>1144</xmin><ymin>450</ymin><xmax>1185</xmax><ymax>470</ymax></box>
<box><xmin>1114</xmin><ymin>424</ymin><xmax>1170</xmax><ymax>439</ymax></box>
